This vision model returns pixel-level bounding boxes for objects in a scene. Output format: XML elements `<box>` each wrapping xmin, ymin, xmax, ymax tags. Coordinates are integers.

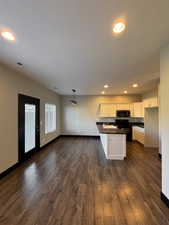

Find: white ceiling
<box><xmin>0</xmin><ymin>0</ymin><xmax>168</xmax><ymax>95</ymax></box>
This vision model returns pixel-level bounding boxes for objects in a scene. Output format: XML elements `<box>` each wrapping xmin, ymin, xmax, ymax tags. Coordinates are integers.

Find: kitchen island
<box><xmin>97</xmin><ymin>123</ymin><xmax>127</xmax><ymax>160</ymax></box>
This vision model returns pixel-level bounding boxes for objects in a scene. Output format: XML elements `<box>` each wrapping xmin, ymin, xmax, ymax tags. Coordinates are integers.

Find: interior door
<box><xmin>18</xmin><ymin>94</ymin><xmax>40</xmax><ymax>162</ymax></box>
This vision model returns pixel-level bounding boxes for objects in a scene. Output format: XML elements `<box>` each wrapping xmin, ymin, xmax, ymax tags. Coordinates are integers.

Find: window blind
<box><xmin>45</xmin><ymin>104</ymin><xmax>56</xmax><ymax>134</ymax></box>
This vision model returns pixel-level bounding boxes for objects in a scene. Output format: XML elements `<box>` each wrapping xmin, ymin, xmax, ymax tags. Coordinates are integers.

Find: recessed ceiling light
<box><xmin>0</xmin><ymin>30</ymin><xmax>16</xmax><ymax>41</ymax></box>
<box><xmin>124</xmin><ymin>90</ymin><xmax>128</xmax><ymax>94</ymax></box>
<box><xmin>112</xmin><ymin>19</ymin><xmax>126</xmax><ymax>34</ymax></box>
<box><xmin>104</xmin><ymin>84</ymin><xmax>109</xmax><ymax>88</ymax></box>
<box><xmin>101</xmin><ymin>91</ymin><xmax>105</xmax><ymax>94</ymax></box>
<box><xmin>132</xmin><ymin>83</ymin><xmax>138</xmax><ymax>88</ymax></box>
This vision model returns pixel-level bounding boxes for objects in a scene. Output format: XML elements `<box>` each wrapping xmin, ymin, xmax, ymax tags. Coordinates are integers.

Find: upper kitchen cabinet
<box><xmin>143</xmin><ymin>97</ymin><xmax>158</xmax><ymax>108</ymax></box>
<box><xmin>99</xmin><ymin>103</ymin><xmax>134</xmax><ymax>117</ymax></box>
<box><xmin>142</xmin><ymin>88</ymin><xmax>159</xmax><ymax>108</ymax></box>
<box><xmin>99</xmin><ymin>102</ymin><xmax>145</xmax><ymax>118</ymax></box>
<box><xmin>116</xmin><ymin>103</ymin><xmax>130</xmax><ymax>111</ymax></box>
<box><xmin>116</xmin><ymin>104</ymin><xmax>134</xmax><ymax>116</ymax></box>
<box><xmin>133</xmin><ymin>102</ymin><xmax>144</xmax><ymax>117</ymax></box>
<box><xmin>99</xmin><ymin>104</ymin><xmax>116</xmax><ymax>117</ymax></box>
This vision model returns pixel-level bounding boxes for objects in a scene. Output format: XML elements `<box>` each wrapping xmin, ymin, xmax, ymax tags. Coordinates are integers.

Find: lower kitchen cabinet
<box><xmin>132</xmin><ymin>126</ymin><xmax>144</xmax><ymax>145</ymax></box>
<box><xmin>100</xmin><ymin>133</ymin><xmax>126</xmax><ymax>160</ymax></box>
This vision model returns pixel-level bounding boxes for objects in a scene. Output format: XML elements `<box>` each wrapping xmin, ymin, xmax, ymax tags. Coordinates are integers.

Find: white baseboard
<box><xmin>144</xmin><ymin>144</ymin><xmax>159</xmax><ymax>148</ymax></box>
<box><xmin>106</xmin><ymin>155</ymin><xmax>125</xmax><ymax>160</ymax></box>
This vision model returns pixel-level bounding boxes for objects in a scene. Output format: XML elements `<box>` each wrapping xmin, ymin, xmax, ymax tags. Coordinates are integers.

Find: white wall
<box><xmin>61</xmin><ymin>95</ymin><xmax>141</xmax><ymax>136</ymax></box>
<box><xmin>160</xmin><ymin>43</ymin><xmax>169</xmax><ymax>199</ymax></box>
<box><xmin>158</xmin><ymin>85</ymin><xmax>162</xmax><ymax>154</ymax></box>
<box><xmin>0</xmin><ymin>64</ymin><xmax>60</xmax><ymax>174</ymax></box>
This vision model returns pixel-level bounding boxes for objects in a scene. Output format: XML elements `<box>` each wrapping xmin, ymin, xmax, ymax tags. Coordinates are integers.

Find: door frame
<box><xmin>18</xmin><ymin>94</ymin><xmax>40</xmax><ymax>162</ymax></box>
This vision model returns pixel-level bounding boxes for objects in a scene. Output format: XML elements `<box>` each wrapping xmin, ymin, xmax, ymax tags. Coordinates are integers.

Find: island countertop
<box><xmin>97</xmin><ymin>124</ymin><xmax>127</xmax><ymax>134</ymax></box>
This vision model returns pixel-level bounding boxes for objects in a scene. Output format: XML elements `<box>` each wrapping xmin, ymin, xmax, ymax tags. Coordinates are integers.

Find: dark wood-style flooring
<box><xmin>0</xmin><ymin>137</ymin><xmax>168</xmax><ymax>225</ymax></box>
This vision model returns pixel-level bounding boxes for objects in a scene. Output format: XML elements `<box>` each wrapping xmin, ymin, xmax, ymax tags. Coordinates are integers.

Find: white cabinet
<box><xmin>100</xmin><ymin>133</ymin><xmax>126</xmax><ymax>160</ymax></box>
<box><xmin>100</xmin><ymin>104</ymin><xmax>116</xmax><ymax>117</ymax></box>
<box><xmin>99</xmin><ymin>102</ymin><xmax>144</xmax><ymax>118</ymax></box>
<box><xmin>116</xmin><ymin>104</ymin><xmax>130</xmax><ymax>110</ymax></box>
<box><xmin>129</xmin><ymin>104</ymin><xmax>134</xmax><ymax>117</ymax></box>
<box><xmin>132</xmin><ymin>126</ymin><xmax>144</xmax><ymax>145</ymax></box>
<box><xmin>99</xmin><ymin>103</ymin><xmax>132</xmax><ymax>117</ymax></box>
<box><xmin>133</xmin><ymin>102</ymin><xmax>144</xmax><ymax>117</ymax></box>
<box><xmin>143</xmin><ymin>97</ymin><xmax>158</xmax><ymax>108</ymax></box>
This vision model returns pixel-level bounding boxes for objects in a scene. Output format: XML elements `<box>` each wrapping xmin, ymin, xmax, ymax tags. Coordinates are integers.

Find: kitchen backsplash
<box><xmin>97</xmin><ymin>117</ymin><xmax>144</xmax><ymax>123</ymax></box>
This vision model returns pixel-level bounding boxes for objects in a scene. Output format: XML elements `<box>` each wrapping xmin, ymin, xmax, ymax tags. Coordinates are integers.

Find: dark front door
<box><xmin>18</xmin><ymin>94</ymin><xmax>40</xmax><ymax>162</ymax></box>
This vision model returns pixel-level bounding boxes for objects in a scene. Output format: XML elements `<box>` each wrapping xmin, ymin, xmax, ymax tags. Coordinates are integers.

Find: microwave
<box><xmin>116</xmin><ymin>110</ymin><xmax>130</xmax><ymax>117</ymax></box>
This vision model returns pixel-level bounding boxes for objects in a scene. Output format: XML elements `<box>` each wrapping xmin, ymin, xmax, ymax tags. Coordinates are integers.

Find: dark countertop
<box><xmin>97</xmin><ymin>124</ymin><xmax>127</xmax><ymax>134</ymax></box>
<box><xmin>134</xmin><ymin>124</ymin><xmax>144</xmax><ymax>128</ymax></box>
<box><xmin>96</xmin><ymin>121</ymin><xmax>144</xmax><ymax>128</ymax></box>
<box><xmin>131</xmin><ymin>123</ymin><xmax>144</xmax><ymax>128</ymax></box>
